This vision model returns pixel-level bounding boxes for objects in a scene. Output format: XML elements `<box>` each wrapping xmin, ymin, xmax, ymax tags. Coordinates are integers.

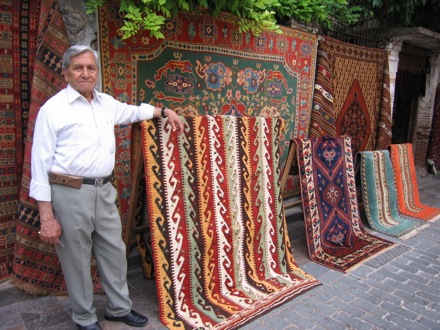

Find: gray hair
<box><xmin>62</xmin><ymin>45</ymin><xmax>99</xmax><ymax>71</ymax></box>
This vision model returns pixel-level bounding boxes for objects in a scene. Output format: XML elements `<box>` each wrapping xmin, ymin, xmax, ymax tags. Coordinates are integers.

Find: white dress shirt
<box><xmin>30</xmin><ymin>84</ymin><xmax>154</xmax><ymax>202</ymax></box>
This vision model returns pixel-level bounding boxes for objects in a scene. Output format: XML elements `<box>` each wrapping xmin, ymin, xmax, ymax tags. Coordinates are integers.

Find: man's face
<box><xmin>63</xmin><ymin>51</ymin><xmax>98</xmax><ymax>98</ymax></box>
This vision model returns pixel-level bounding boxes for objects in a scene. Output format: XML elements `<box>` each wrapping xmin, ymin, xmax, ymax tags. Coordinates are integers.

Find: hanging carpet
<box><xmin>310</xmin><ymin>37</ymin><xmax>392</xmax><ymax>154</ymax></box>
<box><xmin>10</xmin><ymin>0</ymin><xmax>102</xmax><ymax>294</ymax></box>
<box><xmin>357</xmin><ymin>150</ymin><xmax>424</xmax><ymax>239</ymax></box>
<box><xmin>98</xmin><ymin>3</ymin><xmax>319</xmax><ymax>277</ymax></box>
<box><xmin>390</xmin><ymin>143</ymin><xmax>440</xmax><ymax>222</ymax></box>
<box><xmin>141</xmin><ymin>115</ymin><xmax>320</xmax><ymax>330</ymax></box>
<box><xmin>0</xmin><ymin>0</ymin><xmax>40</xmax><ymax>281</ymax></box>
<box><xmin>294</xmin><ymin>136</ymin><xmax>396</xmax><ymax>272</ymax></box>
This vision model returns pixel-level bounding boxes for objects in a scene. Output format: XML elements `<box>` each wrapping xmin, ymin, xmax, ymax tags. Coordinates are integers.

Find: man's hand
<box><xmin>165</xmin><ymin>109</ymin><xmax>184</xmax><ymax>135</ymax></box>
<box><xmin>37</xmin><ymin>201</ymin><xmax>63</xmax><ymax>246</ymax></box>
<box><xmin>154</xmin><ymin>106</ymin><xmax>185</xmax><ymax>135</ymax></box>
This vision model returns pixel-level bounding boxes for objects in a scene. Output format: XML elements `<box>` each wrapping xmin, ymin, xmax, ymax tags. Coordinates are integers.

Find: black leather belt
<box><xmin>82</xmin><ymin>176</ymin><xmax>111</xmax><ymax>186</ymax></box>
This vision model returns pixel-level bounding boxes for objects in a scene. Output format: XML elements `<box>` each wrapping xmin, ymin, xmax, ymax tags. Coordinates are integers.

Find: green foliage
<box><xmin>352</xmin><ymin>0</ymin><xmax>439</xmax><ymax>31</ymax></box>
<box><xmin>270</xmin><ymin>0</ymin><xmax>361</xmax><ymax>29</ymax></box>
<box><xmin>85</xmin><ymin>0</ymin><xmax>361</xmax><ymax>39</ymax></box>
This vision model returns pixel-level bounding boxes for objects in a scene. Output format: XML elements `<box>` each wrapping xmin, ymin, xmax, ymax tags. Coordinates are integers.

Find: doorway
<box><xmin>392</xmin><ymin>47</ymin><xmax>428</xmax><ymax>144</ymax></box>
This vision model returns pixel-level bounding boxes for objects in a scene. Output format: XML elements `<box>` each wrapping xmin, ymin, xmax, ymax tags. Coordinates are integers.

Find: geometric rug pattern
<box><xmin>141</xmin><ymin>116</ymin><xmax>320</xmax><ymax>329</ymax></box>
<box><xmin>295</xmin><ymin>135</ymin><xmax>396</xmax><ymax>272</ymax></box>
<box><xmin>311</xmin><ymin>37</ymin><xmax>392</xmax><ymax>154</ymax></box>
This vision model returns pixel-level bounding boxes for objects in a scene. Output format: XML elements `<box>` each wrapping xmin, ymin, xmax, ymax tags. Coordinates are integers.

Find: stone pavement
<box><xmin>1</xmin><ymin>174</ymin><xmax>440</xmax><ymax>330</ymax></box>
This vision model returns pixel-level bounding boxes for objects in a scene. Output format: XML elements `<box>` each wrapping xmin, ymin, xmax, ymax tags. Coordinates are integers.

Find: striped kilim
<box><xmin>357</xmin><ymin>150</ymin><xmax>423</xmax><ymax>239</ymax></box>
<box><xmin>390</xmin><ymin>143</ymin><xmax>440</xmax><ymax>222</ymax></box>
<box><xmin>294</xmin><ymin>136</ymin><xmax>396</xmax><ymax>272</ymax></box>
<box><xmin>140</xmin><ymin>116</ymin><xmax>320</xmax><ymax>329</ymax></box>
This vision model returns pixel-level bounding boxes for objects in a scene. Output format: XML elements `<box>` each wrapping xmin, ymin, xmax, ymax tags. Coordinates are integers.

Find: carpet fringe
<box><xmin>9</xmin><ymin>278</ymin><xmax>67</xmax><ymax>296</ymax></box>
<box><xmin>345</xmin><ymin>243</ymin><xmax>398</xmax><ymax>273</ymax></box>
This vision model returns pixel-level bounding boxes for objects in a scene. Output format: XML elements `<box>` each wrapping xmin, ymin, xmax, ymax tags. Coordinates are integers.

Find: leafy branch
<box><xmin>85</xmin><ymin>0</ymin><xmax>361</xmax><ymax>39</ymax></box>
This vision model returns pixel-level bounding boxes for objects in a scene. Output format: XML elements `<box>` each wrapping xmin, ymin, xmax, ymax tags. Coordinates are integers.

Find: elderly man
<box><xmin>30</xmin><ymin>45</ymin><xmax>183</xmax><ymax>330</ymax></box>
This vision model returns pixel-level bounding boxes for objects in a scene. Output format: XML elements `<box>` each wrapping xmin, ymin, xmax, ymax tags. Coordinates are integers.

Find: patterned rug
<box><xmin>98</xmin><ymin>2</ymin><xmax>319</xmax><ymax>275</ymax></box>
<box><xmin>309</xmin><ymin>49</ymin><xmax>336</xmax><ymax>138</ymax></box>
<box><xmin>141</xmin><ymin>115</ymin><xmax>320</xmax><ymax>329</ymax></box>
<box><xmin>357</xmin><ymin>150</ymin><xmax>424</xmax><ymax>239</ymax></box>
<box><xmin>0</xmin><ymin>0</ymin><xmax>38</xmax><ymax>281</ymax></box>
<box><xmin>310</xmin><ymin>37</ymin><xmax>392</xmax><ymax>154</ymax></box>
<box><xmin>390</xmin><ymin>143</ymin><xmax>440</xmax><ymax>222</ymax></box>
<box><xmin>11</xmin><ymin>0</ymin><xmax>102</xmax><ymax>294</ymax></box>
<box><xmin>294</xmin><ymin>136</ymin><xmax>396</xmax><ymax>272</ymax></box>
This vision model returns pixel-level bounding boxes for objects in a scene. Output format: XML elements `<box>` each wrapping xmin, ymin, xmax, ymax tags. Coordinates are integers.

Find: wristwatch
<box><xmin>161</xmin><ymin>106</ymin><xmax>167</xmax><ymax>118</ymax></box>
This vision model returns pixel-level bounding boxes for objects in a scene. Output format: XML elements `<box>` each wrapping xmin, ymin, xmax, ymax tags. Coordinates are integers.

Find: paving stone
<box><xmin>393</xmin><ymin>289</ymin><xmax>432</xmax><ymax>307</ymax></box>
<box><xmin>331</xmin><ymin>311</ymin><xmax>372</xmax><ymax>330</ymax></box>
<box><xmin>351</xmin><ymin>298</ymin><xmax>390</xmax><ymax>319</ymax></box>
<box><xmin>403</xmin><ymin>300</ymin><xmax>440</xmax><ymax>323</ymax></box>
<box><xmin>0</xmin><ymin>305</ymin><xmax>26</xmax><ymax>330</ymax></box>
<box><xmin>389</xmin><ymin>259</ymin><xmax>419</xmax><ymax>273</ymax></box>
<box><xmin>328</xmin><ymin>299</ymin><xmax>366</xmax><ymax>318</ymax></box>
<box><xmin>320</xmin><ymin>285</ymin><xmax>356</xmax><ymax>303</ymax></box>
<box><xmin>406</xmin><ymin>280</ymin><xmax>440</xmax><ymax>296</ymax></box>
<box><xmin>278</xmin><ymin>310</ymin><xmax>317</xmax><ymax>329</ymax></box>
<box><xmin>415</xmin><ymin>315</ymin><xmax>440</xmax><ymax>329</ymax></box>
<box><xmin>361</xmin><ymin>312</ymin><xmax>401</xmax><ymax>330</ymax></box>
<box><xmin>366</xmin><ymin>287</ymin><xmax>403</xmax><ymax>306</ymax></box>
<box><xmin>384</xmin><ymin>313</ymin><xmax>430</xmax><ymax>330</ymax></box>
<box><xmin>309</xmin><ymin>312</ymin><xmax>346</xmax><ymax>330</ymax></box>
<box><xmin>380</xmin><ymin>301</ymin><xmax>420</xmax><ymax>321</ymax></box>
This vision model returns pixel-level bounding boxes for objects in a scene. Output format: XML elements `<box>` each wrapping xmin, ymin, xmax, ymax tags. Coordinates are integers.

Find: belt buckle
<box><xmin>95</xmin><ymin>178</ymin><xmax>104</xmax><ymax>186</ymax></box>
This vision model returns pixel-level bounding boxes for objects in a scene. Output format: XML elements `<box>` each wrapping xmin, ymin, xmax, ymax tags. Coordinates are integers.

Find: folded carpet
<box><xmin>294</xmin><ymin>136</ymin><xmax>396</xmax><ymax>272</ymax></box>
<box><xmin>389</xmin><ymin>143</ymin><xmax>440</xmax><ymax>222</ymax></box>
<box><xmin>357</xmin><ymin>150</ymin><xmax>425</xmax><ymax>239</ymax></box>
<box><xmin>140</xmin><ymin>115</ymin><xmax>320</xmax><ymax>329</ymax></box>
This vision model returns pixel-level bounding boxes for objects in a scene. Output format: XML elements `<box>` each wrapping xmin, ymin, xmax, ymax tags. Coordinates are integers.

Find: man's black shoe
<box><xmin>76</xmin><ymin>322</ymin><xmax>102</xmax><ymax>330</ymax></box>
<box><xmin>105</xmin><ymin>309</ymin><xmax>148</xmax><ymax>327</ymax></box>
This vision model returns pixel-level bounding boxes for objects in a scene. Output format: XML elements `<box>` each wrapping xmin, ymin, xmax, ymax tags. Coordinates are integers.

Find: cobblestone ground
<box><xmin>1</xmin><ymin>174</ymin><xmax>439</xmax><ymax>330</ymax></box>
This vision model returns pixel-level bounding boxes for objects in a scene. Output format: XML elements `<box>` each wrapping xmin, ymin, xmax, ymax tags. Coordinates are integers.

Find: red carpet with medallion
<box><xmin>310</xmin><ymin>37</ymin><xmax>392</xmax><ymax>153</ymax></box>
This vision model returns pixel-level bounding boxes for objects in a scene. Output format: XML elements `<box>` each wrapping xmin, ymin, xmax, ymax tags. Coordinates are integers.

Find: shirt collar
<box><xmin>66</xmin><ymin>84</ymin><xmax>103</xmax><ymax>103</ymax></box>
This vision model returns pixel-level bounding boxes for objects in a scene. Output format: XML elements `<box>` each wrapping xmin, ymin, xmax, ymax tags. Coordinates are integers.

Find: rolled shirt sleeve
<box><xmin>29</xmin><ymin>105</ymin><xmax>57</xmax><ymax>202</ymax></box>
